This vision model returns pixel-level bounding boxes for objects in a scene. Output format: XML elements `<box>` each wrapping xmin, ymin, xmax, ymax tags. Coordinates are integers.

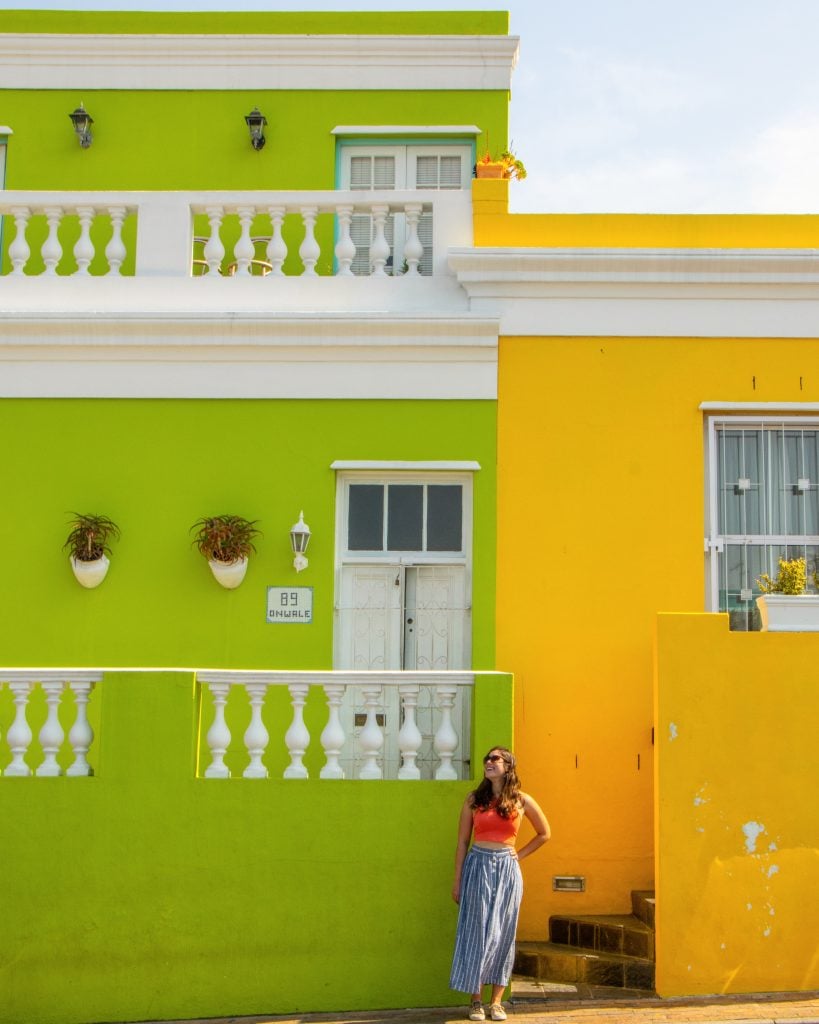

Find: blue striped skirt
<box><xmin>450</xmin><ymin>845</ymin><xmax>523</xmax><ymax>994</ymax></box>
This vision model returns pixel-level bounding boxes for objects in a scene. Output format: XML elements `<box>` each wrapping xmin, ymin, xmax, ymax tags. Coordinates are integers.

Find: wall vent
<box><xmin>552</xmin><ymin>875</ymin><xmax>585</xmax><ymax>892</ymax></box>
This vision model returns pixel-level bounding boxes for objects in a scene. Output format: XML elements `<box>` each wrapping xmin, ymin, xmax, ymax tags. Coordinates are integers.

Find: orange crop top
<box><xmin>472</xmin><ymin>804</ymin><xmax>522</xmax><ymax>844</ymax></box>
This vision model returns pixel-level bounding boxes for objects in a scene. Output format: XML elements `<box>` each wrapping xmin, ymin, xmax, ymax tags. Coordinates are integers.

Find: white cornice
<box><xmin>0</xmin><ymin>313</ymin><xmax>500</xmax><ymax>400</ymax></box>
<box><xmin>332</xmin><ymin>125</ymin><xmax>482</xmax><ymax>136</ymax></box>
<box><xmin>448</xmin><ymin>247</ymin><xmax>819</xmax><ymax>285</ymax></box>
<box><xmin>448</xmin><ymin>247</ymin><xmax>819</xmax><ymax>338</ymax></box>
<box><xmin>0</xmin><ymin>33</ymin><xmax>519</xmax><ymax>90</ymax></box>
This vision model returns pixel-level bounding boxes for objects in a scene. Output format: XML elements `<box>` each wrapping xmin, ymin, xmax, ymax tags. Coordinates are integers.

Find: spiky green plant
<box><xmin>63</xmin><ymin>513</ymin><xmax>120</xmax><ymax>562</ymax></box>
<box><xmin>190</xmin><ymin>515</ymin><xmax>261</xmax><ymax>564</ymax></box>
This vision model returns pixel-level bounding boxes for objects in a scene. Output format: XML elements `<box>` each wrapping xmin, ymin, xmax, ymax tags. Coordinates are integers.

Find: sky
<box><xmin>4</xmin><ymin>0</ymin><xmax>819</xmax><ymax>215</ymax></box>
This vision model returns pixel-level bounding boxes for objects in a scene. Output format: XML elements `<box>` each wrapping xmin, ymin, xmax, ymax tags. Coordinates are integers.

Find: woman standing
<box><xmin>450</xmin><ymin>746</ymin><xmax>551</xmax><ymax>1022</ymax></box>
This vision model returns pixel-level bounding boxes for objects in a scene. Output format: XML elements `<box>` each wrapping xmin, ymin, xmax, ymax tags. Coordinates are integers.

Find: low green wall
<box><xmin>0</xmin><ymin>670</ymin><xmax>513</xmax><ymax>1024</ymax></box>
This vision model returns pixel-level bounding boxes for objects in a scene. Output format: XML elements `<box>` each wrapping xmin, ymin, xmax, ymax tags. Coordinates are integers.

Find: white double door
<box><xmin>334</xmin><ymin>562</ymin><xmax>471</xmax><ymax>778</ymax></box>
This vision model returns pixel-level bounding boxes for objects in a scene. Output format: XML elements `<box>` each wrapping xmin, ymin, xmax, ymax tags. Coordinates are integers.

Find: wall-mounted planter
<box><xmin>756</xmin><ymin>593</ymin><xmax>819</xmax><ymax>632</ymax></box>
<box><xmin>70</xmin><ymin>554</ymin><xmax>110</xmax><ymax>589</ymax></box>
<box><xmin>208</xmin><ymin>557</ymin><xmax>248</xmax><ymax>590</ymax></box>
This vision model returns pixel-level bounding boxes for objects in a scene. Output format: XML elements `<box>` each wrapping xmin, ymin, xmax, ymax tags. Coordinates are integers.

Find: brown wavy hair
<box><xmin>471</xmin><ymin>746</ymin><xmax>522</xmax><ymax>818</ymax></box>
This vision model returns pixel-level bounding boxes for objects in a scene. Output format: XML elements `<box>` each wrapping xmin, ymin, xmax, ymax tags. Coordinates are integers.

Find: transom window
<box><xmin>707</xmin><ymin>417</ymin><xmax>819</xmax><ymax>630</ymax></box>
<box><xmin>348</xmin><ymin>482</ymin><xmax>463</xmax><ymax>553</ymax></box>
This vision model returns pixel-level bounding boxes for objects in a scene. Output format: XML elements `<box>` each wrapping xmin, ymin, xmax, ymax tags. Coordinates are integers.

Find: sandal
<box><xmin>468</xmin><ymin>1001</ymin><xmax>485</xmax><ymax>1021</ymax></box>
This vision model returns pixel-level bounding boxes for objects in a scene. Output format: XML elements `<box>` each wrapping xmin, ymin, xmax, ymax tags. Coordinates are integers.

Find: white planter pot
<box><xmin>70</xmin><ymin>554</ymin><xmax>110</xmax><ymax>589</ymax></box>
<box><xmin>756</xmin><ymin>593</ymin><xmax>819</xmax><ymax>632</ymax></box>
<box><xmin>208</xmin><ymin>557</ymin><xmax>248</xmax><ymax>589</ymax></box>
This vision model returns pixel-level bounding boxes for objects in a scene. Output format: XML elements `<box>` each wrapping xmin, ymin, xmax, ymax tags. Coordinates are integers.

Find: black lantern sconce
<box><xmin>290</xmin><ymin>511</ymin><xmax>311</xmax><ymax>573</ymax></box>
<box><xmin>68</xmin><ymin>104</ymin><xmax>94</xmax><ymax>149</ymax></box>
<box><xmin>244</xmin><ymin>107</ymin><xmax>267</xmax><ymax>151</ymax></box>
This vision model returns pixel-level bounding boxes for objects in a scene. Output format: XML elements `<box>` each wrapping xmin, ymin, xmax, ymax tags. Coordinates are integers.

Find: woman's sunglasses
<box><xmin>484</xmin><ymin>754</ymin><xmax>504</xmax><ymax>764</ymax></box>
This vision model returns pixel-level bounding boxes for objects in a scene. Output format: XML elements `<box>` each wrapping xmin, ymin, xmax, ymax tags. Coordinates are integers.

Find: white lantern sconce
<box><xmin>245</xmin><ymin>107</ymin><xmax>267</xmax><ymax>150</ymax></box>
<box><xmin>290</xmin><ymin>511</ymin><xmax>311</xmax><ymax>572</ymax></box>
<box><xmin>68</xmin><ymin>104</ymin><xmax>94</xmax><ymax>148</ymax></box>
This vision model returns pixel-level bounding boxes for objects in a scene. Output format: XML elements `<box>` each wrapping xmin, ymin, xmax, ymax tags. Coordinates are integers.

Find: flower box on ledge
<box><xmin>756</xmin><ymin>594</ymin><xmax>819</xmax><ymax>632</ymax></box>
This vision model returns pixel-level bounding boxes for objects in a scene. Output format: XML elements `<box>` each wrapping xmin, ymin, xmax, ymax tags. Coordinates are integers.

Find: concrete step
<box><xmin>515</xmin><ymin>940</ymin><xmax>655</xmax><ymax>991</ymax></box>
<box><xmin>631</xmin><ymin>889</ymin><xmax>656</xmax><ymax>929</ymax></box>
<box><xmin>549</xmin><ymin>912</ymin><xmax>655</xmax><ymax>960</ymax></box>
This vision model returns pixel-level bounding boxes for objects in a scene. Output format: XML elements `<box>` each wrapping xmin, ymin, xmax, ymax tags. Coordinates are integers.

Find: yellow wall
<box><xmin>655</xmin><ymin>614</ymin><xmax>819</xmax><ymax>995</ymax></box>
<box><xmin>498</xmin><ymin>332</ymin><xmax>819</xmax><ymax>939</ymax></box>
<box><xmin>474</xmin><ymin>179</ymin><xmax>819</xmax><ymax>248</ymax></box>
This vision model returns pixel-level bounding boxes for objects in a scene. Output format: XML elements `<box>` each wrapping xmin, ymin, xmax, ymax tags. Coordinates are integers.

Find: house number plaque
<box><xmin>266</xmin><ymin>586</ymin><xmax>313</xmax><ymax>624</ymax></box>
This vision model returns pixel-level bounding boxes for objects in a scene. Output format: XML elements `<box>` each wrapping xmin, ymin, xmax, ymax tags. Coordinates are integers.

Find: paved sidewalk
<box><xmin>129</xmin><ymin>989</ymin><xmax>819</xmax><ymax>1024</ymax></box>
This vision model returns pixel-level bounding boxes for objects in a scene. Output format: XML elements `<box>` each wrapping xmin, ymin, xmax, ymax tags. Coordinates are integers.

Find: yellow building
<box><xmin>457</xmin><ymin>180</ymin><xmax>819</xmax><ymax>995</ymax></box>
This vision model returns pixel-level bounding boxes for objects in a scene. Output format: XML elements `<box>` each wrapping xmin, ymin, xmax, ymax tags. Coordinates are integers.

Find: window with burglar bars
<box><xmin>707</xmin><ymin>418</ymin><xmax>819</xmax><ymax>630</ymax></box>
<box><xmin>342</xmin><ymin>144</ymin><xmax>471</xmax><ymax>276</ymax></box>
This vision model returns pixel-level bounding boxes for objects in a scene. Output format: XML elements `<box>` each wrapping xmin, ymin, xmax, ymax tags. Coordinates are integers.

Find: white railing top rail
<box><xmin>196</xmin><ymin>669</ymin><xmax>476</xmax><ymax>686</ymax></box>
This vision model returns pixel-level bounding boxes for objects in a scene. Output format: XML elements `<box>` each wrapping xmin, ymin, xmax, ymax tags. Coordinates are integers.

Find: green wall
<box><xmin>0</xmin><ymin>669</ymin><xmax>513</xmax><ymax>1024</ymax></box>
<box><xmin>0</xmin><ymin>398</ymin><xmax>496</xmax><ymax>670</ymax></box>
<box><xmin>2</xmin><ymin>90</ymin><xmax>507</xmax><ymax>192</ymax></box>
<box><xmin>0</xmin><ymin>11</ymin><xmax>508</xmax><ymax>35</ymax></box>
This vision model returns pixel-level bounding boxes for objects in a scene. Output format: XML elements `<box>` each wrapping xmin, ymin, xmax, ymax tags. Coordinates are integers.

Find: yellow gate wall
<box><xmin>654</xmin><ymin>614</ymin><xmax>819</xmax><ymax>995</ymax></box>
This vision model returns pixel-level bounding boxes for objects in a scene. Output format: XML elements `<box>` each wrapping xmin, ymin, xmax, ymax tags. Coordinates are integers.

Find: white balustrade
<box><xmin>397</xmin><ymin>682</ymin><xmax>423</xmax><ymax>780</ymax></box>
<box><xmin>0</xmin><ymin>188</ymin><xmax>468</xmax><ymax>280</ymax></box>
<box><xmin>243</xmin><ymin>682</ymin><xmax>270</xmax><ymax>779</ymax></box>
<box><xmin>283</xmin><ymin>682</ymin><xmax>310</xmax><ymax>779</ymax></box>
<box><xmin>319</xmin><ymin>682</ymin><xmax>346</xmax><ymax>779</ymax></box>
<box><xmin>433</xmin><ymin>683</ymin><xmax>460</xmax><ymax>781</ymax></box>
<box><xmin>197</xmin><ymin>670</ymin><xmax>475</xmax><ymax>782</ymax></box>
<box><xmin>0</xmin><ymin>672</ymin><xmax>102</xmax><ymax>777</ymax></box>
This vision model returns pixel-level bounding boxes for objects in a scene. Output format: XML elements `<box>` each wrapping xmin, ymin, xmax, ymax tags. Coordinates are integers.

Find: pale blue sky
<box><xmin>4</xmin><ymin>0</ymin><xmax>819</xmax><ymax>214</ymax></box>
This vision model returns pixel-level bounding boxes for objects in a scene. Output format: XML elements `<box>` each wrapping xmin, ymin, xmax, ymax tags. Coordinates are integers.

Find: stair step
<box><xmin>515</xmin><ymin>940</ymin><xmax>655</xmax><ymax>991</ymax></box>
<box><xmin>631</xmin><ymin>889</ymin><xmax>656</xmax><ymax>929</ymax></box>
<box><xmin>549</xmin><ymin>913</ymin><xmax>655</xmax><ymax>960</ymax></box>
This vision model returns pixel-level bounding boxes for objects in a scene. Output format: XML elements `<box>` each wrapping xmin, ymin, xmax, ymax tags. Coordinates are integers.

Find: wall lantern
<box><xmin>244</xmin><ymin>107</ymin><xmax>267</xmax><ymax>150</ymax></box>
<box><xmin>68</xmin><ymin>104</ymin><xmax>94</xmax><ymax>149</ymax></box>
<box><xmin>290</xmin><ymin>511</ymin><xmax>311</xmax><ymax>573</ymax></box>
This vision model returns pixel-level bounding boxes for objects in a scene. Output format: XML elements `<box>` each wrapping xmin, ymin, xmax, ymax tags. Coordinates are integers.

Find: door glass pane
<box><xmin>387</xmin><ymin>485</ymin><xmax>423</xmax><ymax>550</ymax></box>
<box><xmin>427</xmin><ymin>485</ymin><xmax>462</xmax><ymax>551</ymax></box>
<box><xmin>348</xmin><ymin>485</ymin><xmax>384</xmax><ymax>550</ymax></box>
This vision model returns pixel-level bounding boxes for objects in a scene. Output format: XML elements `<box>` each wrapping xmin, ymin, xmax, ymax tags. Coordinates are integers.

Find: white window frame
<box><xmin>705</xmin><ymin>413</ymin><xmax>819</xmax><ymax>618</ymax></box>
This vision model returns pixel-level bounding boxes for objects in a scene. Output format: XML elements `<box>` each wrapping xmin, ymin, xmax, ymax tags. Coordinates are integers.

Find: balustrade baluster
<box><xmin>5</xmin><ymin>680</ymin><xmax>34</xmax><ymax>776</ymax></box>
<box><xmin>284</xmin><ymin>683</ymin><xmax>310</xmax><ymax>779</ymax></box>
<box><xmin>243</xmin><ymin>682</ymin><xmax>269</xmax><ymax>778</ymax></box>
<box><xmin>369</xmin><ymin>203</ymin><xmax>390</xmax><ymax>277</ymax></box>
<box><xmin>358</xmin><ymin>682</ymin><xmax>384</xmax><ymax>780</ymax></box>
<box><xmin>397</xmin><ymin>683</ymin><xmax>423</xmax><ymax>780</ymax></box>
<box><xmin>433</xmin><ymin>684</ymin><xmax>459</xmax><ymax>780</ymax></box>
<box><xmin>36</xmin><ymin>680</ymin><xmax>66</xmax><ymax>777</ymax></box>
<box><xmin>42</xmin><ymin>206</ymin><xmax>64</xmax><ymax>276</ymax></box>
<box><xmin>74</xmin><ymin>206</ymin><xmax>96</xmax><ymax>275</ymax></box>
<box><xmin>299</xmin><ymin>205</ymin><xmax>320</xmax><ymax>276</ymax></box>
<box><xmin>334</xmin><ymin>204</ymin><xmax>356</xmax><ymax>277</ymax></box>
<box><xmin>266</xmin><ymin>205</ymin><xmax>287</xmax><ymax>276</ymax></box>
<box><xmin>66</xmin><ymin>680</ymin><xmax>95</xmax><ymax>777</ymax></box>
<box><xmin>105</xmin><ymin>206</ymin><xmax>127</xmax><ymax>275</ymax></box>
<box><xmin>403</xmin><ymin>203</ymin><xmax>424</xmax><ymax>277</ymax></box>
<box><xmin>320</xmin><ymin>682</ymin><xmax>346</xmax><ymax>779</ymax></box>
<box><xmin>8</xmin><ymin>207</ymin><xmax>31</xmax><ymax>276</ymax></box>
<box><xmin>204</xmin><ymin>682</ymin><xmax>232</xmax><ymax>778</ymax></box>
<box><xmin>203</xmin><ymin>206</ymin><xmax>225</xmax><ymax>276</ymax></box>
<box><xmin>233</xmin><ymin>205</ymin><xmax>255</xmax><ymax>276</ymax></box>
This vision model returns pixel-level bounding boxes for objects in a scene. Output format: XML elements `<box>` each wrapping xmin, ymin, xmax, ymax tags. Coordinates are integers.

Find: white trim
<box><xmin>0</xmin><ymin>33</ymin><xmax>519</xmax><ymax>90</ymax></box>
<box><xmin>0</xmin><ymin>314</ymin><xmax>499</xmax><ymax>399</ymax></box>
<box><xmin>0</xmin><ymin>126</ymin><xmax>12</xmax><ymax>135</ymax></box>
<box><xmin>332</xmin><ymin>125</ymin><xmax>481</xmax><ymax>136</ymax></box>
<box><xmin>448</xmin><ymin>247</ymin><xmax>819</xmax><ymax>338</ymax></box>
<box><xmin>331</xmin><ymin>460</ymin><xmax>481</xmax><ymax>471</ymax></box>
<box><xmin>700</xmin><ymin>403</ymin><xmax>819</xmax><ymax>412</ymax></box>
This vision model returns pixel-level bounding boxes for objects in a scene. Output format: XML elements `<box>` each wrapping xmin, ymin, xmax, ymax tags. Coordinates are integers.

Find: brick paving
<box><xmin>129</xmin><ymin>989</ymin><xmax>819</xmax><ymax>1024</ymax></box>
